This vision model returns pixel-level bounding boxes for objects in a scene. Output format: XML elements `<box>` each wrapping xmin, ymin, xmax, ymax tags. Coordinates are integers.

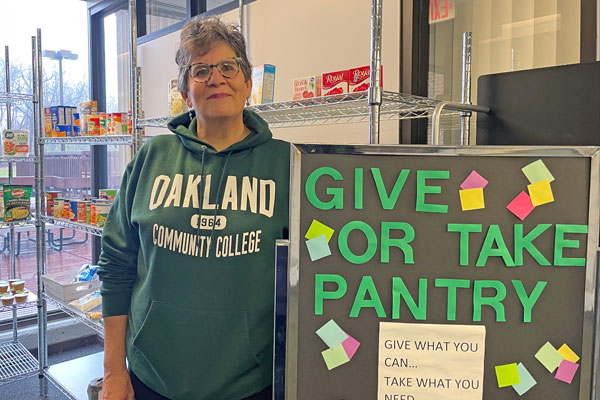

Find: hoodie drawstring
<box><xmin>195</xmin><ymin>148</ymin><xmax>233</xmax><ymax>258</ymax></box>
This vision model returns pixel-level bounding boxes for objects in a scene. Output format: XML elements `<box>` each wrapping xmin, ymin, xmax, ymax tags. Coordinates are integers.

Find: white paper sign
<box><xmin>378</xmin><ymin>322</ymin><xmax>486</xmax><ymax>400</ymax></box>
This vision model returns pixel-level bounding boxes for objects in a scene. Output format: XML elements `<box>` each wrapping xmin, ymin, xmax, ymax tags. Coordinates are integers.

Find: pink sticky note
<box><xmin>460</xmin><ymin>170</ymin><xmax>489</xmax><ymax>190</ymax></box>
<box><xmin>555</xmin><ymin>360</ymin><xmax>579</xmax><ymax>384</ymax></box>
<box><xmin>342</xmin><ymin>334</ymin><xmax>360</xmax><ymax>360</ymax></box>
<box><xmin>507</xmin><ymin>191</ymin><xmax>535</xmax><ymax>220</ymax></box>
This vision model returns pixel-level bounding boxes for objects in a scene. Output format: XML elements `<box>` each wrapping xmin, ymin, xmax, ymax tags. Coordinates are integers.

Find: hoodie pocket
<box><xmin>132</xmin><ymin>301</ymin><xmax>261</xmax><ymax>399</ymax></box>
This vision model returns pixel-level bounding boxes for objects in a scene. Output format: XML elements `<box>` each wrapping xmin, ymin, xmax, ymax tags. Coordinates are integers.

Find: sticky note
<box><xmin>316</xmin><ymin>319</ymin><xmax>348</xmax><ymax>349</ymax></box>
<box><xmin>321</xmin><ymin>344</ymin><xmax>350</xmax><ymax>370</ymax></box>
<box><xmin>558</xmin><ymin>344</ymin><xmax>580</xmax><ymax>363</ymax></box>
<box><xmin>459</xmin><ymin>188</ymin><xmax>485</xmax><ymax>211</ymax></box>
<box><xmin>535</xmin><ymin>342</ymin><xmax>563</xmax><ymax>372</ymax></box>
<box><xmin>512</xmin><ymin>363</ymin><xmax>537</xmax><ymax>396</ymax></box>
<box><xmin>555</xmin><ymin>359</ymin><xmax>579</xmax><ymax>384</ymax></box>
<box><xmin>507</xmin><ymin>191</ymin><xmax>535</xmax><ymax>220</ymax></box>
<box><xmin>305</xmin><ymin>219</ymin><xmax>335</xmax><ymax>242</ymax></box>
<box><xmin>522</xmin><ymin>159</ymin><xmax>555</xmax><ymax>184</ymax></box>
<box><xmin>342</xmin><ymin>334</ymin><xmax>360</xmax><ymax>360</ymax></box>
<box><xmin>305</xmin><ymin>235</ymin><xmax>331</xmax><ymax>261</ymax></box>
<box><xmin>528</xmin><ymin>180</ymin><xmax>554</xmax><ymax>206</ymax></box>
<box><xmin>495</xmin><ymin>363</ymin><xmax>520</xmax><ymax>387</ymax></box>
<box><xmin>460</xmin><ymin>170</ymin><xmax>489</xmax><ymax>190</ymax></box>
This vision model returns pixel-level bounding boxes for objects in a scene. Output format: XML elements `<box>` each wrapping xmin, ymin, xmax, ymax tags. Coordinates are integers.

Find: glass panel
<box><xmin>428</xmin><ymin>0</ymin><xmax>581</xmax><ymax>144</ymax></box>
<box><xmin>0</xmin><ymin>0</ymin><xmax>92</xmax><ymax>302</ymax></box>
<box><xmin>146</xmin><ymin>0</ymin><xmax>188</xmax><ymax>35</ymax></box>
<box><xmin>207</xmin><ymin>0</ymin><xmax>236</xmax><ymax>12</ymax></box>
<box><xmin>104</xmin><ymin>10</ymin><xmax>133</xmax><ymax>189</ymax></box>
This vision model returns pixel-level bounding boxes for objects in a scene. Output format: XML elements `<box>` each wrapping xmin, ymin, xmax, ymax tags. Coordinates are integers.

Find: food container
<box><xmin>77</xmin><ymin>201</ymin><xmax>87</xmax><ymax>223</ymax></box>
<box><xmin>10</xmin><ymin>280</ymin><xmax>25</xmax><ymax>292</ymax></box>
<box><xmin>0</xmin><ymin>282</ymin><xmax>8</xmax><ymax>294</ymax></box>
<box><xmin>14</xmin><ymin>292</ymin><xmax>28</xmax><ymax>304</ymax></box>
<box><xmin>70</xmin><ymin>200</ymin><xmax>80</xmax><ymax>221</ymax></box>
<box><xmin>322</xmin><ymin>69</ymin><xmax>349</xmax><ymax>96</ymax></box>
<box><xmin>85</xmin><ymin>201</ymin><xmax>92</xmax><ymax>224</ymax></box>
<box><xmin>95</xmin><ymin>203</ymin><xmax>112</xmax><ymax>227</ymax></box>
<box><xmin>46</xmin><ymin>190</ymin><xmax>61</xmax><ymax>215</ymax></box>
<box><xmin>2</xmin><ymin>129</ymin><xmax>30</xmax><ymax>157</ymax></box>
<box><xmin>54</xmin><ymin>199</ymin><xmax>64</xmax><ymax>218</ymax></box>
<box><xmin>99</xmin><ymin>189</ymin><xmax>117</xmax><ymax>201</ymax></box>
<box><xmin>1</xmin><ymin>294</ymin><xmax>14</xmax><ymax>307</ymax></box>
<box><xmin>63</xmin><ymin>199</ymin><xmax>71</xmax><ymax>219</ymax></box>
<box><xmin>42</xmin><ymin>270</ymin><xmax>101</xmax><ymax>302</ymax></box>
<box><xmin>3</xmin><ymin>185</ymin><xmax>32</xmax><ymax>222</ymax></box>
<box><xmin>293</xmin><ymin>76</ymin><xmax>322</xmax><ymax>100</ymax></box>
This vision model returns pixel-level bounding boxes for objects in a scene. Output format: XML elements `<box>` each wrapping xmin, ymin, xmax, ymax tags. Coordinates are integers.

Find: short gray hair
<box><xmin>175</xmin><ymin>16</ymin><xmax>252</xmax><ymax>93</ymax></box>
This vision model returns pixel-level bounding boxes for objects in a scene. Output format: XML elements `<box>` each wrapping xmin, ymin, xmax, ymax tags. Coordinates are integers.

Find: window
<box><xmin>428</xmin><ymin>0</ymin><xmax>581</xmax><ymax>144</ymax></box>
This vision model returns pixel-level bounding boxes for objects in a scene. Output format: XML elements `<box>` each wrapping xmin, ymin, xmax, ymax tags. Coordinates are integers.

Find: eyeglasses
<box><xmin>187</xmin><ymin>57</ymin><xmax>243</xmax><ymax>83</ymax></box>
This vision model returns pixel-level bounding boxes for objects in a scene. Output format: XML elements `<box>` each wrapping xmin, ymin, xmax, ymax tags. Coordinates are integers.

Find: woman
<box><xmin>98</xmin><ymin>17</ymin><xmax>289</xmax><ymax>400</ymax></box>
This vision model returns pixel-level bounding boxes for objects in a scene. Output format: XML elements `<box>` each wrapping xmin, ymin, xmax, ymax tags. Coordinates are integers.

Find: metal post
<box><xmin>129</xmin><ymin>0</ymin><xmax>139</xmax><ymax>150</ymax></box>
<box><xmin>5</xmin><ymin>46</ymin><xmax>19</xmax><ymax>342</ymax></box>
<box><xmin>239</xmin><ymin>0</ymin><xmax>244</xmax><ymax>37</ymax></box>
<box><xmin>36</xmin><ymin>28</ymin><xmax>48</xmax><ymax>372</ymax></box>
<box><xmin>369</xmin><ymin>0</ymin><xmax>383</xmax><ymax>144</ymax></box>
<box><xmin>460</xmin><ymin>32</ymin><xmax>472</xmax><ymax>146</ymax></box>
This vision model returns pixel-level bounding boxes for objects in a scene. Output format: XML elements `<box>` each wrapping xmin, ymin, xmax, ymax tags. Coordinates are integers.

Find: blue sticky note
<box><xmin>305</xmin><ymin>235</ymin><xmax>331</xmax><ymax>261</ymax></box>
<box><xmin>316</xmin><ymin>319</ymin><xmax>348</xmax><ymax>349</ymax></box>
<box><xmin>512</xmin><ymin>362</ymin><xmax>537</xmax><ymax>396</ymax></box>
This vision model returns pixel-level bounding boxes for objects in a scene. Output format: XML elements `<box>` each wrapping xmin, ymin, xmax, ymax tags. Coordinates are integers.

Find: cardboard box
<box><xmin>322</xmin><ymin>69</ymin><xmax>349</xmax><ymax>96</ymax></box>
<box><xmin>251</xmin><ymin>64</ymin><xmax>276</xmax><ymax>105</ymax></box>
<box><xmin>349</xmin><ymin>65</ymin><xmax>383</xmax><ymax>92</ymax></box>
<box><xmin>292</xmin><ymin>76</ymin><xmax>322</xmax><ymax>100</ymax></box>
<box><xmin>42</xmin><ymin>270</ymin><xmax>101</xmax><ymax>302</ymax></box>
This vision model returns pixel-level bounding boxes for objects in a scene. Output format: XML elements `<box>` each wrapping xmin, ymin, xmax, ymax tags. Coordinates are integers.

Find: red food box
<box><xmin>322</xmin><ymin>69</ymin><xmax>349</xmax><ymax>96</ymax></box>
<box><xmin>349</xmin><ymin>66</ymin><xmax>383</xmax><ymax>92</ymax></box>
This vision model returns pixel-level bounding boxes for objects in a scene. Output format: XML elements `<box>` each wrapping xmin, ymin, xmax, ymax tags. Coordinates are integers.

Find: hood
<box><xmin>167</xmin><ymin>109</ymin><xmax>272</xmax><ymax>156</ymax></box>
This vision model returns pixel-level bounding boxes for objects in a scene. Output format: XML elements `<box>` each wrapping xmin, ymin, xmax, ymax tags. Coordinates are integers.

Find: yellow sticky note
<box><xmin>558</xmin><ymin>344</ymin><xmax>580</xmax><ymax>363</ymax></box>
<box><xmin>305</xmin><ymin>219</ymin><xmax>335</xmax><ymax>242</ymax></box>
<box><xmin>459</xmin><ymin>188</ymin><xmax>485</xmax><ymax>211</ymax></box>
<box><xmin>528</xmin><ymin>180</ymin><xmax>554</xmax><ymax>206</ymax></box>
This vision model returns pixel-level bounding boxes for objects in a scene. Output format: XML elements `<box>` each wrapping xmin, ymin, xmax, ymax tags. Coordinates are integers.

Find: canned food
<box><xmin>46</xmin><ymin>191</ymin><xmax>61</xmax><ymax>215</ymax></box>
<box><xmin>63</xmin><ymin>199</ymin><xmax>71</xmax><ymax>219</ymax></box>
<box><xmin>54</xmin><ymin>199</ymin><xmax>64</xmax><ymax>218</ymax></box>
<box><xmin>95</xmin><ymin>203</ymin><xmax>112</xmax><ymax>227</ymax></box>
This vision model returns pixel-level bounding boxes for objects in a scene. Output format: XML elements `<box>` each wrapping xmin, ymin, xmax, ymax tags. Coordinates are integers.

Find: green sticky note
<box><xmin>528</xmin><ymin>180</ymin><xmax>554</xmax><ymax>206</ymax></box>
<box><xmin>522</xmin><ymin>159</ymin><xmax>555</xmax><ymax>184</ymax></box>
<box><xmin>459</xmin><ymin>188</ymin><xmax>485</xmax><ymax>211</ymax></box>
<box><xmin>306</xmin><ymin>235</ymin><xmax>331</xmax><ymax>261</ymax></box>
<box><xmin>535</xmin><ymin>342</ymin><xmax>563</xmax><ymax>372</ymax></box>
<box><xmin>316</xmin><ymin>319</ymin><xmax>348</xmax><ymax>349</ymax></box>
<box><xmin>306</xmin><ymin>219</ymin><xmax>335</xmax><ymax>242</ymax></box>
<box><xmin>321</xmin><ymin>344</ymin><xmax>350</xmax><ymax>370</ymax></box>
<box><xmin>495</xmin><ymin>363</ymin><xmax>520</xmax><ymax>387</ymax></box>
<box><xmin>512</xmin><ymin>362</ymin><xmax>536</xmax><ymax>395</ymax></box>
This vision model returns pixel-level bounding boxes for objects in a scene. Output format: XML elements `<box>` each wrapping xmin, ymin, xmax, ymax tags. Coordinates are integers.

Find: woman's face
<box><xmin>183</xmin><ymin>42</ymin><xmax>251</xmax><ymax>122</ymax></box>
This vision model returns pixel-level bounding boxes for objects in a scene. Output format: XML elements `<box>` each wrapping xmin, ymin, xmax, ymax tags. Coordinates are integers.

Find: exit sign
<box><xmin>429</xmin><ymin>0</ymin><xmax>455</xmax><ymax>24</ymax></box>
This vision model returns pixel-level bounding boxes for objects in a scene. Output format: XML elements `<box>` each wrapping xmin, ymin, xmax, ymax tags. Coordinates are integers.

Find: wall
<box><xmin>138</xmin><ymin>0</ymin><xmax>401</xmax><ymax>144</ymax></box>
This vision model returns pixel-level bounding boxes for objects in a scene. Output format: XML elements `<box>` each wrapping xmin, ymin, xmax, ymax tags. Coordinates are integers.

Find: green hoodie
<box><xmin>98</xmin><ymin>109</ymin><xmax>290</xmax><ymax>400</ymax></box>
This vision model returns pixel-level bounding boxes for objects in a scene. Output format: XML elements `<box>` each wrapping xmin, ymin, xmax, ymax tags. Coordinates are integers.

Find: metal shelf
<box><xmin>41</xmin><ymin>135</ymin><xmax>135</xmax><ymax>145</ymax></box>
<box><xmin>0</xmin><ymin>156</ymin><xmax>36</xmax><ymax>163</ymax></box>
<box><xmin>41</xmin><ymin>216</ymin><xmax>103</xmax><ymax>237</ymax></box>
<box><xmin>137</xmin><ymin>91</ymin><xmax>461</xmax><ymax>129</ymax></box>
<box><xmin>0</xmin><ymin>291</ymin><xmax>38</xmax><ymax>312</ymax></box>
<box><xmin>0</xmin><ymin>92</ymin><xmax>33</xmax><ymax>105</ymax></box>
<box><xmin>0</xmin><ymin>220</ymin><xmax>34</xmax><ymax>231</ymax></box>
<box><xmin>44</xmin><ymin>294</ymin><xmax>104</xmax><ymax>337</ymax></box>
<box><xmin>0</xmin><ymin>341</ymin><xmax>39</xmax><ymax>384</ymax></box>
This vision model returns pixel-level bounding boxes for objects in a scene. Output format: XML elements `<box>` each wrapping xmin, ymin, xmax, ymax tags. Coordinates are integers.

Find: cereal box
<box><xmin>99</xmin><ymin>189</ymin><xmax>117</xmax><ymax>201</ymax></box>
<box><xmin>292</xmin><ymin>76</ymin><xmax>322</xmax><ymax>100</ymax></box>
<box><xmin>349</xmin><ymin>66</ymin><xmax>383</xmax><ymax>92</ymax></box>
<box><xmin>3</xmin><ymin>185</ymin><xmax>32</xmax><ymax>222</ymax></box>
<box><xmin>250</xmin><ymin>64</ymin><xmax>276</xmax><ymax>105</ymax></box>
<box><xmin>322</xmin><ymin>69</ymin><xmax>349</xmax><ymax>96</ymax></box>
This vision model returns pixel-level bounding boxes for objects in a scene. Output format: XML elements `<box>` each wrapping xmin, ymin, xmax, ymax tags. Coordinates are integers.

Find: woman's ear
<box><xmin>181</xmin><ymin>91</ymin><xmax>192</xmax><ymax>109</ymax></box>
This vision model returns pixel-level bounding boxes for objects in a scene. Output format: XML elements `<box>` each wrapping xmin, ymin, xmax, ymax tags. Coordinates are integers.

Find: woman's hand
<box><xmin>101</xmin><ymin>368</ymin><xmax>134</xmax><ymax>400</ymax></box>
